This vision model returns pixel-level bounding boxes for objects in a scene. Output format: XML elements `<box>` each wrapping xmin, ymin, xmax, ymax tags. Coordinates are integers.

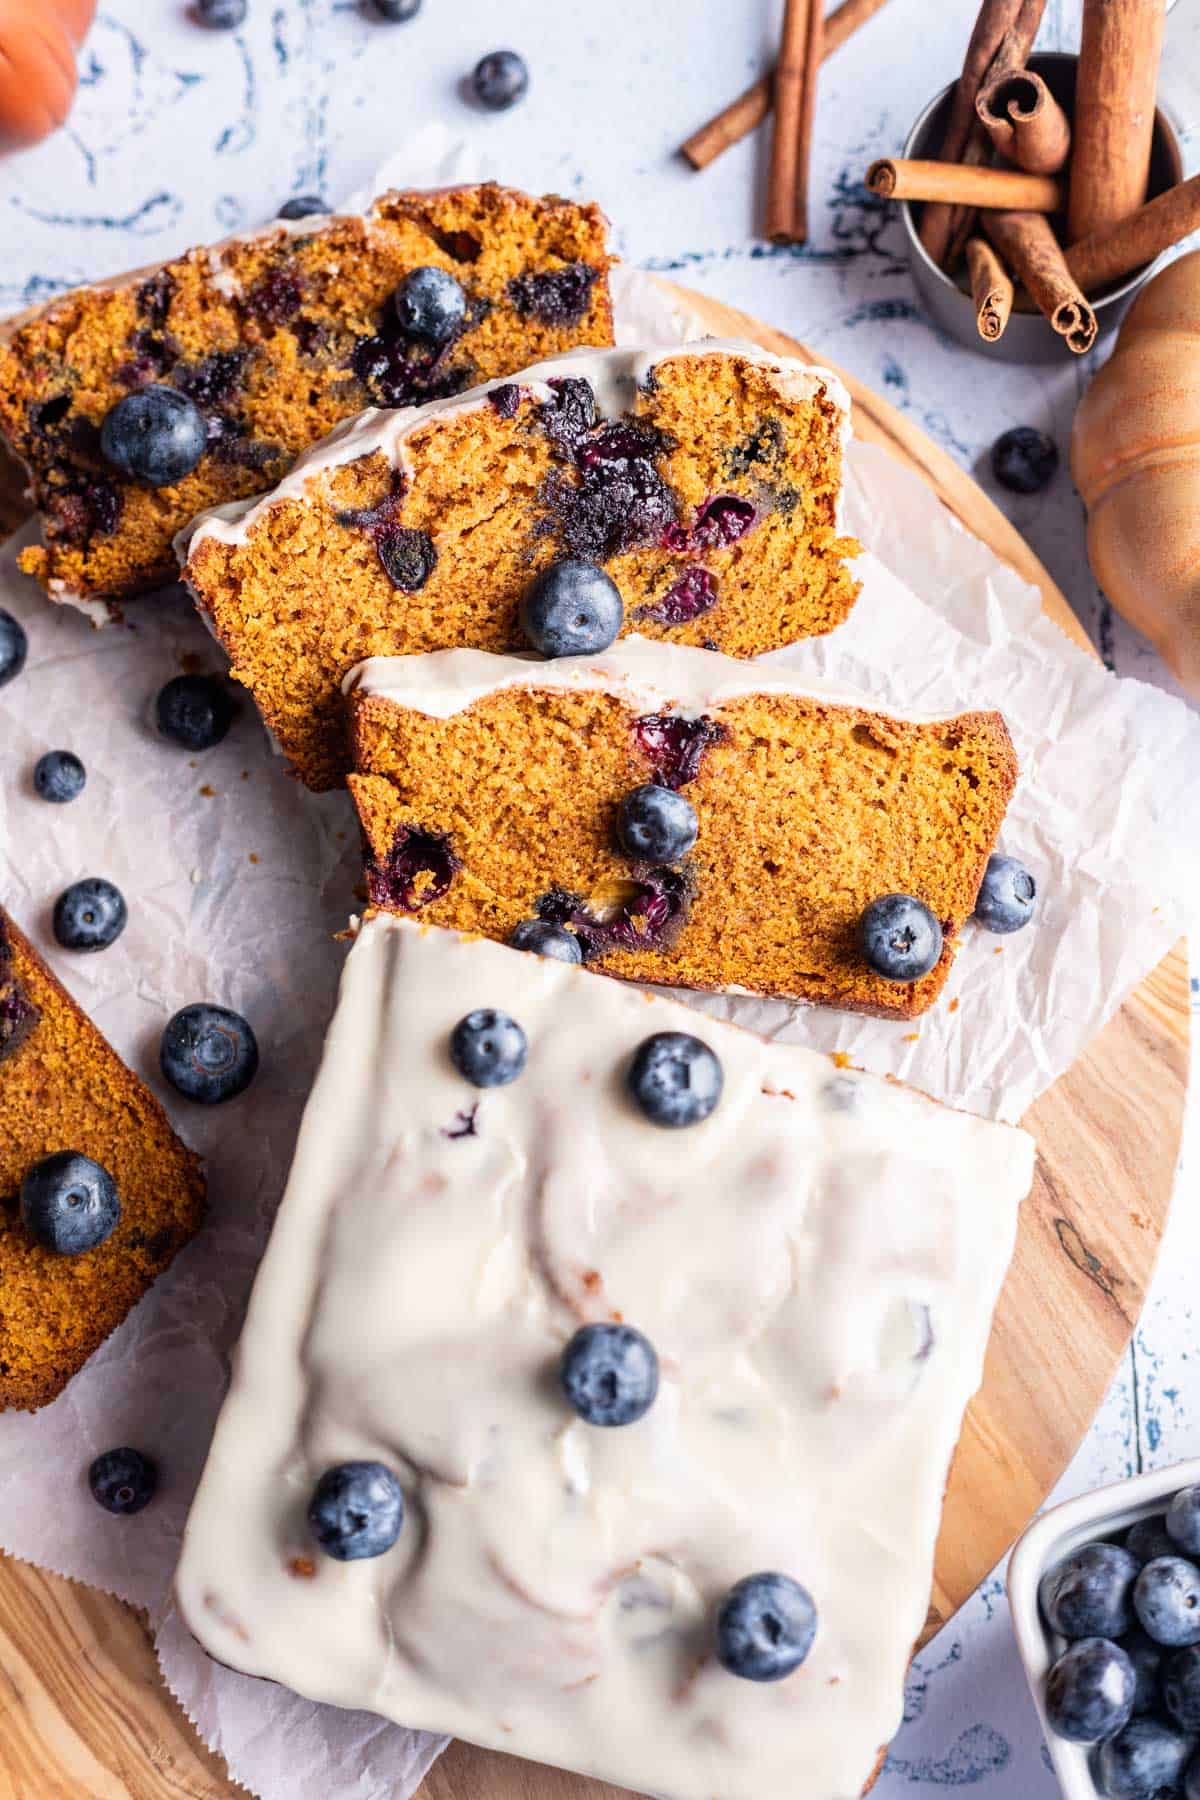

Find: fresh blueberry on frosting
<box><xmin>308</xmin><ymin>1461</ymin><xmax>405</xmax><ymax>1561</ymax></box>
<box><xmin>277</xmin><ymin>195</ymin><xmax>328</xmax><ymax>220</ymax></box>
<box><xmin>88</xmin><ymin>1446</ymin><xmax>158</xmax><ymax>1516</ymax></box>
<box><xmin>716</xmin><ymin>1573</ymin><xmax>818</xmax><ymax>1682</ymax></box>
<box><xmin>392</xmin><ymin>267</ymin><xmax>468</xmax><ymax>346</ymax></box>
<box><xmin>519</xmin><ymin>558</ymin><xmax>623</xmax><ymax>658</ymax></box>
<box><xmin>560</xmin><ymin>1323</ymin><xmax>659</xmax><ymax>1427</ymax></box>
<box><xmin>973</xmin><ymin>854</ymin><xmax>1036</xmax><ymax>934</ymax></box>
<box><xmin>858</xmin><ymin>893</ymin><xmax>943</xmax><ymax>983</ymax></box>
<box><xmin>21</xmin><ymin>1151</ymin><xmax>120</xmax><ymax>1256</ymax></box>
<box><xmin>449</xmin><ymin>1009</ymin><xmax>528</xmax><ymax>1088</ymax></box>
<box><xmin>627</xmin><ymin>1031</ymin><xmax>722</xmax><ymax>1129</ymax></box>
<box><xmin>507</xmin><ymin>920</ymin><xmax>582</xmax><ymax>963</ymax></box>
<box><xmin>616</xmin><ymin>784</ymin><xmax>698</xmax><ymax>866</ymax></box>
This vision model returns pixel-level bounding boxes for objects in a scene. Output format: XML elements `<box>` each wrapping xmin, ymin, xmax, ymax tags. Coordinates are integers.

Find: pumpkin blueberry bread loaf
<box><xmin>181</xmin><ymin>340</ymin><xmax>860</xmax><ymax>789</ymax></box>
<box><xmin>176</xmin><ymin>916</ymin><xmax>1034</xmax><ymax>1800</ymax></box>
<box><xmin>0</xmin><ymin>908</ymin><xmax>205</xmax><ymax>1410</ymax></box>
<box><xmin>0</xmin><ymin>184</ymin><xmax>613</xmax><ymax>618</ymax></box>
<box><xmin>344</xmin><ymin>638</ymin><xmax>1017</xmax><ymax>1020</ymax></box>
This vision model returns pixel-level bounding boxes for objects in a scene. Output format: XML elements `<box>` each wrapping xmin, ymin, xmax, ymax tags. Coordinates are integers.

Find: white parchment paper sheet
<box><xmin>0</xmin><ymin>156</ymin><xmax>1199</xmax><ymax>1797</ymax></box>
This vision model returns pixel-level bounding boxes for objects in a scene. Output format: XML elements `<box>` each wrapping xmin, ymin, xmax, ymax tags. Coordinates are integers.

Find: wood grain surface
<box><xmin>0</xmin><ymin>280</ymin><xmax>1187</xmax><ymax>1800</ymax></box>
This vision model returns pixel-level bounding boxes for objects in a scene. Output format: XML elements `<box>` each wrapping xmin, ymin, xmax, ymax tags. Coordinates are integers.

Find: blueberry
<box><xmin>1096</xmin><ymin>1717</ymin><xmax>1192</xmax><ymax>1798</ymax></box>
<box><xmin>53</xmin><ymin>878</ymin><xmax>127</xmax><ymax>953</ymax></box>
<box><xmin>716</xmin><ymin>1573</ymin><xmax>817</xmax><ymax>1682</ymax></box>
<box><xmin>88</xmin><ymin>1447</ymin><xmax>158</xmax><ymax>1516</ymax></box>
<box><xmin>195</xmin><ymin>0</ymin><xmax>246</xmax><ymax>23</ymax></box>
<box><xmin>1122</xmin><ymin>1626</ymin><xmax>1165</xmax><ymax>1715</ymax></box>
<box><xmin>974</xmin><ymin>854</ymin><xmax>1036</xmax><ymax>934</ymax></box>
<box><xmin>277</xmin><ymin>195</ymin><xmax>327</xmax><ymax>220</ymax></box>
<box><xmin>392</xmin><ymin>266</ymin><xmax>467</xmax><ymax>345</ymax></box>
<box><xmin>616</xmin><ymin>785</ymin><xmax>698</xmax><ymax>866</ymax></box>
<box><xmin>519</xmin><ymin>558</ymin><xmax>623</xmax><ymax>658</ymax></box>
<box><xmin>1127</xmin><ymin>1515</ymin><xmax>1179</xmax><ymax>1567</ymax></box>
<box><xmin>449</xmin><ymin>1009</ymin><xmax>527</xmax><ymax>1087</ymax></box>
<box><xmin>991</xmin><ymin>426</ymin><xmax>1058</xmax><ymax>495</ymax></box>
<box><xmin>33</xmin><ymin>750</ymin><xmax>86</xmax><ymax>804</ymax></box>
<box><xmin>100</xmin><ymin>386</ymin><xmax>207</xmax><ymax>488</ymax></box>
<box><xmin>0</xmin><ymin>609</ymin><xmax>27</xmax><ymax>689</ymax></box>
<box><xmin>508</xmin><ymin>920</ymin><xmax>582</xmax><ymax>963</ymax></box>
<box><xmin>1135</xmin><ymin>1557</ymin><xmax>1200</xmax><ymax>1647</ymax></box>
<box><xmin>1168</xmin><ymin>1488</ymin><xmax>1200</xmax><ymax>1558</ymax></box>
<box><xmin>627</xmin><ymin>1031</ymin><xmax>723</xmax><ymax>1129</ymax></box>
<box><xmin>373</xmin><ymin>0</ymin><xmax>421</xmax><ymax>15</ymax></box>
<box><xmin>307</xmin><ymin>1461</ymin><xmax>404</xmax><ymax>1561</ymax></box>
<box><xmin>1188</xmin><ymin>1748</ymin><xmax>1200</xmax><ymax>1800</ymax></box>
<box><xmin>155</xmin><ymin>674</ymin><xmax>237</xmax><ymax>750</ymax></box>
<box><xmin>1040</xmin><ymin>1544</ymin><xmax>1140</xmax><ymax>1641</ymax></box>
<box><xmin>1163</xmin><ymin>1644</ymin><xmax>1200</xmax><ymax>1730</ymax></box>
<box><xmin>161</xmin><ymin>1003</ymin><xmax>258</xmax><ymax>1104</ymax></box>
<box><xmin>20</xmin><ymin>1151</ymin><xmax>120</xmax><ymax>1256</ymax></box>
<box><xmin>858</xmin><ymin>893</ymin><xmax>943</xmax><ymax>983</ymax></box>
<box><xmin>560</xmin><ymin>1322</ymin><xmax>659</xmax><ymax>1427</ymax></box>
<box><xmin>1045</xmin><ymin>1638</ymin><xmax>1135</xmax><ymax>1743</ymax></box>
<box><xmin>471</xmin><ymin>49</ymin><xmax>529</xmax><ymax>111</ymax></box>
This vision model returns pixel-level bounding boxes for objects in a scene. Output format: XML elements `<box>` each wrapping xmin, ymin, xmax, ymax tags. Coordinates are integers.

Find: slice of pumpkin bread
<box><xmin>181</xmin><ymin>341</ymin><xmax>860</xmax><ymax>790</ymax></box>
<box><xmin>343</xmin><ymin>638</ymin><xmax>1016</xmax><ymax>1021</ymax></box>
<box><xmin>0</xmin><ymin>909</ymin><xmax>206</xmax><ymax>1410</ymax></box>
<box><xmin>0</xmin><ymin>184</ymin><xmax>613</xmax><ymax>618</ymax></box>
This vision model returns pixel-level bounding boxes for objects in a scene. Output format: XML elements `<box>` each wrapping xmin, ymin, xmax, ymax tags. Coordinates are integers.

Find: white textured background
<box><xmin>2</xmin><ymin>1</ymin><xmax>1200</xmax><ymax>1793</ymax></box>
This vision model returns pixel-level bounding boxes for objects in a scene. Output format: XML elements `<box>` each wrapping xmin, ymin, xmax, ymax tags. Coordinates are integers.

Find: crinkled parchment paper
<box><xmin>0</xmin><ymin>141</ymin><xmax>1199</xmax><ymax>1799</ymax></box>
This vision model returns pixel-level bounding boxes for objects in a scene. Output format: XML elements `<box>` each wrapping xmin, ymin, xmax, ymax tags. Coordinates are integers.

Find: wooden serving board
<box><xmin>0</xmin><ymin>284</ymin><xmax>1188</xmax><ymax>1800</ymax></box>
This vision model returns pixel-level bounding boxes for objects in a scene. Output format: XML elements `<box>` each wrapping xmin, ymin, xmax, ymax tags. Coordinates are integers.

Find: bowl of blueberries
<box><xmin>1010</xmin><ymin>1460</ymin><xmax>1200</xmax><ymax>1798</ymax></box>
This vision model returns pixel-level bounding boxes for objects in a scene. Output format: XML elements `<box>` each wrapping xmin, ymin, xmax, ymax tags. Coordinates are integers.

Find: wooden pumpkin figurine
<box><xmin>1072</xmin><ymin>252</ymin><xmax>1200</xmax><ymax>697</ymax></box>
<box><xmin>0</xmin><ymin>0</ymin><xmax>97</xmax><ymax>150</ymax></box>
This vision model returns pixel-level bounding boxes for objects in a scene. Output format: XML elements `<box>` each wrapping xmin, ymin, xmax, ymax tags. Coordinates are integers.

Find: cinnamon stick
<box><xmin>919</xmin><ymin>0</ymin><xmax>1048</xmax><ymax>268</ymax></box>
<box><xmin>982</xmin><ymin>210</ymin><xmax>1098</xmax><ymax>353</ymax></box>
<box><xmin>1066</xmin><ymin>172</ymin><xmax>1200</xmax><ymax>293</ymax></box>
<box><xmin>975</xmin><ymin>68</ymin><xmax>1071</xmax><ymax>173</ymax></box>
<box><xmin>680</xmin><ymin>0</ymin><xmax>893</xmax><ymax>172</ymax></box>
<box><xmin>764</xmin><ymin>0</ymin><xmax>824</xmax><ymax>244</ymax></box>
<box><xmin>867</xmin><ymin>158</ymin><xmax>1063</xmax><ymax>212</ymax></box>
<box><xmin>966</xmin><ymin>235</ymin><xmax>1014</xmax><ymax>340</ymax></box>
<box><xmin>1068</xmin><ymin>0</ymin><xmax>1165</xmax><ymax>244</ymax></box>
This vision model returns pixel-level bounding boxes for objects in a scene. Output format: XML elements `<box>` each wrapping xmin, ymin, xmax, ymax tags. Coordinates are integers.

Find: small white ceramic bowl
<box><xmin>1008</xmin><ymin>1457</ymin><xmax>1200</xmax><ymax>1798</ymax></box>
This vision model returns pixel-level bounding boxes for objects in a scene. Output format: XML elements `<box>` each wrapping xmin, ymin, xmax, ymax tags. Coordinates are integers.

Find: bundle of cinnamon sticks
<box><xmin>864</xmin><ymin>0</ymin><xmax>1185</xmax><ymax>352</ymax></box>
<box><xmin>683</xmin><ymin>0</ymin><xmax>1195</xmax><ymax>350</ymax></box>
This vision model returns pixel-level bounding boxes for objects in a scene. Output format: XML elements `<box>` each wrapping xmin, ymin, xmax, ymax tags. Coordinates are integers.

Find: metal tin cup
<box><xmin>899</xmin><ymin>52</ymin><xmax>1183</xmax><ymax>363</ymax></box>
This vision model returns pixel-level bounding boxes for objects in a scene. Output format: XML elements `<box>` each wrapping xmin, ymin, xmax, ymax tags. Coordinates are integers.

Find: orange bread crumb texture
<box><xmin>0</xmin><ymin>184</ymin><xmax>613</xmax><ymax>607</ymax></box>
<box><xmin>185</xmin><ymin>346</ymin><xmax>861</xmax><ymax>789</ymax></box>
<box><xmin>345</xmin><ymin>660</ymin><xmax>1016</xmax><ymax>1021</ymax></box>
<box><xmin>0</xmin><ymin>912</ymin><xmax>205</xmax><ymax>1411</ymax></box>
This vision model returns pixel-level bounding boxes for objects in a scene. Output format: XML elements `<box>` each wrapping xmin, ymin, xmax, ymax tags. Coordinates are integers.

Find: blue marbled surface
<box><xmin>2</xmin><ymin>3</ymin><xmax>1199</xmax><ymax>1794</ymax></box>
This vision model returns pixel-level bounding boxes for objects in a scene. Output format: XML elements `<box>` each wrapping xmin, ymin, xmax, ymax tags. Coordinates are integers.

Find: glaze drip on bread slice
<box><xmin>0</xmin><ymin>184</ymin><xmax>614</xmax><ymax>617</ymax></box>
<box><xmin>0</xmin><ymin>910</ymin><xmax>205</xmax><ymax>1410</ymax></box>
<box><xmin>343</xmin><ymin>638</ymin><xmax>1017</xmax><ymax>1020</ymax></box>
<box><xmin>181</xmin><ymin>341</ymin><xmax>860</xmax><ymax>790</ymax></box>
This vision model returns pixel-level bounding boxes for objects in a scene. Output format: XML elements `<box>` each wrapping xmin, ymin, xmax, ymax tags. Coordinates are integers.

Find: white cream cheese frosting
<box><xmin>177</xmin><ymin>338</ymin><xmax>853</xmax><ymax>563</ymax></box>
<box><xmin>176</xmin><ymin>916</ymin><xmax>1032</xmax><ymax>1800</ymax></box>
<box><xmin>344</xmin><ymin>631</ymin><xmax>968</xmax><ymax>729</ymax></box>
